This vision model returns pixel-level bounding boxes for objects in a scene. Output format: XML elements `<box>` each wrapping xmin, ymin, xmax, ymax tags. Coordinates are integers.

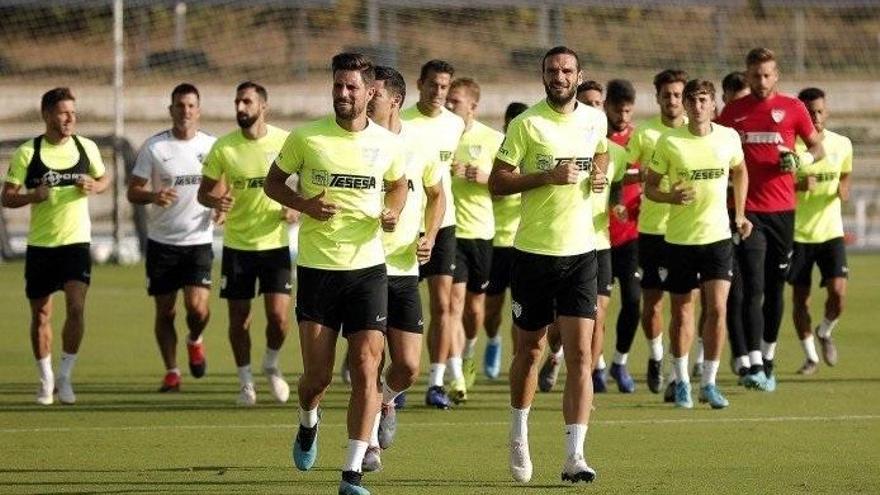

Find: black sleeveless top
<box><xmin>23</xmin><ymin>135</ymin><xmax>91</xmax><ymax>189</ymax></box>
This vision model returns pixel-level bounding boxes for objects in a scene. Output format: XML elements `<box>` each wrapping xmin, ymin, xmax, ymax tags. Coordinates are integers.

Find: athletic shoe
<box><xmin>377</xmin><ymin>403</ymin><xmax>397</xmax><ymax>449</ymax></box>
<box><xmin>698</xmin><ymin>384</ymin><xmax>729</xmax><ymax>409</ymax></box>
<box><xmin>393</xmin><ymin>391</ymin><xmax>407</xmax><ymax>410</ymax></box>
<box><xmin>292</xmin><ymin>422</ymin><xmax>319</xmax><ymax>471</ymax></box>
<box><xmin>483</xmin><ymin>340</ymin><xmax>502</xmax><ymax>379</ymax></box>
<box><xmin>36</xmin><ymin>378</ymin><xmax>54</xmax><ymax>406</ymax></box>
<box><xmin>187</xmin><ymin>340</ymin><xmax>206</xmax><ymax>378</ymax></box>
<box><xmin>339</xmin><ymin>470</ymin><xmax>370</xmax><ymax>495</ymax></box>
<box><xmin>158</xmin><ymin>371</ymin><xmax>181</xmax><ymax>393</ymax></box>
<box><xmin>742</xmin><ymin>370</ymin><xmax>771</xmax><ymax>391</ymax></box>
<box><xmin>561</xmin><ymin>454</ymin><xmax>596</xmax><ymax>483</ymax></box>
<box><xmin>361</xmin><ymin>446</ymin><xmax>382</xmax><ymax>473</ymax></box>
<box><xmin>663</xmin><ymin>380</ymin><xmax>676</xmax><ymax>403</ymax></box>
<box><xmin>509</xmin><ymin>438</ymin><xmax>532</xmax><ymax>483</ymax></box>
<box><xmin>818</xmin><ymin>334</ymin><xmax>838</xmax><ymax>366</ymax></box>
<box><xmin>692</xmin><ymin>362</ymin><xmax>703</xmax><ymax>379</ymax></box>
<box><xmin>736</xmin><ymin>367</ymin><xmax>749</xmax><ymax>385</ymax></box>
<box><xmin>448</xmin><ymin>377</ymin><xmax>468</xmax><ymax>404</ymax></box>
<box><xmin>539</xmin><ymin>354</ymin><xmax>561</xmax><ymax>392</ymax></box>
<box><xmin>264</xmin><ymin>367</ymin><xmax>290</xmax><ymax>403</ymax></box>
<box><xmin>424</xmin><ymin>386</ymin><xmax>452</xmax><ymax>409</ymax></box>
<box><xmin>340</xmin><ymin>354</ymin><xmax>351</xmax><ymax>385</ymax></box>
<box><xmin>237</xmin><ymin>383</ymin><xmax>257</xmax><ymax>406</ymax></box>
<box><xmin>56</xmin><ymin>375</ymin><xmax>75</xmax><ymax>405</ymax></box>
<box><xmin>647</xmin><ymin>359</ymin><xmax>663</xmax><ymax>394</ymax></box>
<box><xmin>463</xmin><ymin>357</ymin><xmax>477</xmax><ymax>390</ymax></box>
<box><xmin>797</xmin><ymin>359</ymin><xmax>819</xmax><ymax>375</ymax></box>
<box><xmin>674</xmin><ymin>381</ymin><xmax>693</xmax><ymax>409</ymax></box>
<box><xmin>609</xmin><ymin>363</ymin><xmax>635</xmax><ymax>393</ymax></box>
<box><xmin>764</xmin><ymin>373</ymin><xmax>777</xmax><ymax>392</ymax></box>
<box><xmin>592</xmin><ymin>368</ymin><xmax>607</xmax><ymax>393</ymax></box>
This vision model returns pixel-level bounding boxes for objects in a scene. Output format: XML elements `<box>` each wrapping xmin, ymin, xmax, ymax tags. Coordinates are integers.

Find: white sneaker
<box><xmin>237</xmin><ymin>383</ymin><xmax>257</xmax><ymax>406</ymax></box>
<box><xmin>509</xmin><ymin>438</ymin><xmax>533</xmax><ymax>483</ymax></box>
<box><xmin>264</xmin><ymin>368</ymin><xmax>290</xmax><ymax>403</ymax></box>
<box><xmin>561</xmin><ymin>454</ymin><xmax>596</xmax><ymax>483</ymax></box>
<box><xmin>36</xmin><ymin>378</ymin><xmax>54</xmax><ymax>406</ymax></box>
<box><xmin>57</xmin><ymin>375</ymin><xmax>75</xmax><ymax>405</ymax></box>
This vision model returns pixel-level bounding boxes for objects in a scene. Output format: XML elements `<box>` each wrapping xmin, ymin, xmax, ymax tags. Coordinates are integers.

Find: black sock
<box><xmin>764</xmin><ymin>359</ymin><xmax>774</xmax><ymax>377</ymax></box>
<box><xmin>297</xmin><ymin>424</ymin><xmax>318</xmax><ymax>451</ymax></box>
<box><xmin>749</xmin><ymin>364</ymin><xmax>763</xmax><ymax>375</ymax></box>
<box><xmin>342</xmin><ymin>470</ymin><xmax>363</xmax><ymax>485</ymax></box>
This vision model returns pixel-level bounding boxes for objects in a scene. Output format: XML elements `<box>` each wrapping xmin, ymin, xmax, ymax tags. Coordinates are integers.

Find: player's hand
<box><xmin>670</xmin><ymin>181</ymin><xmax>695</xmax><ymax>205</ymax></box>
<box><xmin>380</xmin><ymin>207</ymin><xmax>400</xmax><ymax>232</ymax></box>
<box><xmin>612</xmin><ymin>204</ymin><xmax>628</xmax><ymax>222</ymax></box>
<box><xmin>798</xmin><ymin>175</ymin><xmax>817</xmax><ymax>192</ymax></box>
<box><xmin>452</xmin><ymin>160</ymin><xmax>467</xmax><ymax>178</ymax></box>
<box><xmin>465</xmin><ymin>165</ymin><xmax>488</xmax><ymax>184</ymax></box>
<box><xmin>590</xmin><ymin>168</ymin><xmax>608</xmax><ymax>193</ymax></box>
<box><xmin>153</xmin><ymin>187</ymin><xmax>178</xmax><ymax>207</ymax></box>
<box><xmin>214</xmin><ymin>193</ymin><xmax>235</xmax><ymax>213</ymax></box>
<box><xmin>75</xmin><ymin>175</ymin><xmax>97</xmax><ymax>194</ymax></box>
<box><xmin>417</xmin><ymin>235</ymin><xmax>435</xmax><ymax>264</ymax></box>
<box><xmin>302</xmin><ymin>190</ymin><xmax>338</xmax><ymax>221</ymax></box>
<box><xmin>547</xmin><ymin>159</ymin><xmax>579</xmax><ymax>185</ymax></box>
<box><xmin>778</xmin><ymin>147</ymin><xmax>800</xmax><ymax>173</ymax></box>
<box><xmin>735</xmin><ymin>215</ymin><xmax>753</xmax><ymax>240</ymax></box>
<box><xmin>213</xmin><ymin>209</ymin><xmax>227</xmax><ymax>226</ymax></box>
<box><xmin>30</xmin><ymin>183</ymin><xmax>50</xmax><ymax>203</ymax></box>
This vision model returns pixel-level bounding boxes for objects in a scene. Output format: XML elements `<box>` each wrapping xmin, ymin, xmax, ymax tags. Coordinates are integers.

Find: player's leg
<box><xmin>425</xmin><ymin>274</ymin><xmax>454</xmax><ymax>408</ymax></box>
<box><xmin>739</xmin><ymin>215</ymin><xmax>771</xmax><ymax>389</ymax></box>
<box><xmin>57</xmin><ymin>280</ymin><xmax>88</xmax><ymax>405</ymax></box>
<box><xmin>611</xmin><ymin>240</ymin><xmax>640</xmax><ymax>390</ymax></box>
<box><xmin>484</xmin><ymin>246</ymin><xmax>512</xmax><ymax>377</ymax></box>
<box><xmin>29</xmin><ymin>294</ymin><xmax>54</xmax><ymax>405</ymax></box>
<box><xmin>461</xmin><ymin>239</ymin><xmax>491</xmax><ymax>389</ymax></box>
<box><xmin>639</xmin><ymin>234</ymin><xmax>667</xmax><ymax>394</ymax></box>
<box><xmin>258</xmin><ymin>247</ymin><xmax>293</xmax><ymax>403</ymax></box>
<box><xmin>759</xmin><ymin>212</ymin><xmax>794</xmax><ymax>389</ymax></box>
<box><xmin>727</xmin><ymin>245</ymin><xmax>750</xmax><ymax>377</ymax></box>
<box><xmin>539</xmin><ymin>321</ymin><xmax>565</xmax><ymax>393</ymax></box>
<box><xmin>693</xmin><ymin>288</ymin><xmax>705</xmax><ymax>378</ymax></box>
<box><xmin>698</xmin><ymin>278</ymin><xmax>731</xmax><ymax>408</ymax></box>
<box><xmin>181</xmin><ymin>243</ymin><xmax>213</xmax><ymax>379</ymax></box>
<box><xmin>665</xmin><ymin>244</ymin><xmax>697</xmax><ymax>409</ymax></box>
<box><xmin>815</xmin><ymin>238</ymin><xmax>848</xmax><ymax>366</ymax></box>
<box><xmin>154</xmin><ymin>292</ymin><xmax>181</xmax><ymax>391</ymax></box>
<box><xmin>447</xmin><ymin>280</ymin><xmax>467</xmax><ymax>403</ymax></box>
<box><xmin>293</xmin><ymin>320</ymin><xmax>338</xmax><ymax>471</ymax></box>
<box><xmin>789</xmin><ymin>242</ymin><xmax>819</xmax><ymax>374</ymax></box>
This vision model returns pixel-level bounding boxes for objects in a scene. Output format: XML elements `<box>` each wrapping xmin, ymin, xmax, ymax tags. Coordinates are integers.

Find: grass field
<box><xmin>1</xmin><ymin>255</ymin><xmax>879</xmax><ymax>494</ymax></box>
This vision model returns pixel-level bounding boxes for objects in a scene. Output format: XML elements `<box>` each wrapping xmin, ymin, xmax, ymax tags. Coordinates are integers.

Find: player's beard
<box><xmin>334</xmin><ymin>98</ymin><xmax>364</xmax><ymax>121</ymax></box>
<box><xmin>236</xmin><ymin>112</ymin><xmax>258</xmax><ymax>129</ymax></box>
<box><xmin>545</xmin><ymin>83</ymin><xmax>576</xmax><ymax>107</ymax></box>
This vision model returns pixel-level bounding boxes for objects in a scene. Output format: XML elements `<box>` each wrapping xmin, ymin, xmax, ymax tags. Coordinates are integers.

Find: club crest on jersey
<box><xmin>467</xmin><ymin>145</ymin><xmax>482</xmax><ymax>160</ymax></box>
<box><xmin>536</xmin><ymin>153</ymin><xmax>553</xmax><ymax>171</ymax></box>
<box><xmin>771</xmin><ymin>109</ymin><xmax>786</xmax><ymax>123</ymax></box>
<box><xmin>197</xmin><ymin>153</ymin><xmax>205</xmax><ymax>163</ymax></box>
<box><xmin>361</xmin><ymin>147</ymin><xmax>380</xmax><ymax>166</ymax></box>
<box><xmin>439</xmin><ymin>151</ymin><xmax>453</xmax><ymax>162</ymax></box>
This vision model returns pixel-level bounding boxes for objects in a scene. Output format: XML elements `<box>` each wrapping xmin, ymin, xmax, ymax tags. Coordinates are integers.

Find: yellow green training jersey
<box><xmin>628</xmin><ymin>115</ymin><xmax>688</xmax><ymax>235</ymax></box>
<box><xmin>794</xmin><ymin>130</ymin><xmax>852</xmax><ymax>243</ymax></box>
<box><xmin>492</xmin><ymin>194</ymin><xmax>520</xmax><ymax>248</ymax></box>
<box><xmin>383</xmin><ymin>123</ymin><xmax>443</xmax><ymax>276</ymax></box>
<box><xmin>276</xmin><ymin>117</ymin><xmax>405</xmax><ymax>271</ymax></box>
<box><xmin>592</xmin><ymin>141</ymin><xmax>628</xmax><ymax>250</ymax></box>
<box><xmin>496</xmin><ymin>99</ymin><xmax>608</xmax><ymax>256</ymax></box>
<box><xmin>400</xmin><ymin>105</ymin><xmax>464</xmax><ymax>229</ymax></box>
<box><xmin>5</xmin><ymin>135</ymin><xmax>105</xmax><ymax>247</ymax></box>
<box><xmin>649</xmin><ymin>123</ymin><xmax>744</xmax><ymax>246</ymax></box>
<box><xmin>452</xmin><ymin>120</ymin><xmax>504</xmax><ymax>240</ymax></box>
<box><xmin>202</xmin><ymin>125</ymin><xmax>289</xmax><ymax>251</ymax></box>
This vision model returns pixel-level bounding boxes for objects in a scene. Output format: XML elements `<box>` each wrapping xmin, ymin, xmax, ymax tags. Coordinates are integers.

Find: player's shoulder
<box><xmin>439</xmin><ymin>107</ymin><xmax>465</xmax><ymax>130</ymax></box>
<box><xmin>213</xmin><ymin>129</ymin><xmax>244</xmax><ymax>147</ymax></box>
<box><xmin>143</xmin><ymin>129</ymin><xmax>173</xmax><ymax>147</ymax></box>
<box><xmin>291</xmin><ymin>115</ymin><xmax>336</xmax><ymax>138</ymax></box>
<box><xmin>266</xmin><ymin>124</ymin><xmax>290</xmax><ymax>141</ymax></box>
<box><xmin>824</xmin><ymin>129</ymin><xmax>852</xmax><ymax>147</ymax></box>
<box><xmin>73</xmin><ymin>134</ymin><xmax>101</xmax><ymax>149</ymax></box>
<box><xmin>574</xmin><ymin>102</ymin><xmax>605</xmax><ymax>122</ymax></box>
<box><xmin>472</xmin><ymin>120</ymin><xmax>504</xmax><ymax>140</ymax></box>
<box><xmin>711</xmin><ymin>122</ymin><xmax>740</xmax><ymax>140</ymax></box>
<box><xmin>634</xmin><ymin>115</ymin><xmax>663</xmax><ymax>135</ymax></box>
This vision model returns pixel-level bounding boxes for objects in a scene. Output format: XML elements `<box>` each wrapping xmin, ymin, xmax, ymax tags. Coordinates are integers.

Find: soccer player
<box><xmin>445</xmin><ymin>77</ymin><xmax>505</xmax><ymax>397</ymax></box>
<box><xmin>401</xmin><ymin>59</ymin><xmax>465</xmax><ymax>409</ymax></box>
<box><xmin>483</xmin><ymin>101</ymin><xmax>528</xmax><ymax>379</ymax></box>
<box><xmin>717</xmin><ymin>47</ymin><xmax>825</xmax><ymax>391</ymax></box>
<box><xmin>2</xmin><ymin>87</ymin><xmax>110</xmax><ymax>405</ymax></box>
<box><xmin>722</xmin><ymin>71</ymin><xmax>750</xmax><ymax>106</ymax></box>
<box><xmin>646</xmin><ymin>79</ymin><xmax>751</xmax><ymax>409</ymax></box>
<box><xmin>490</xmin><ymin>46</ymin><xmax>608</xmax><ymax>484</ymax></box>
<box><xmin>127</xmin><ymin>83</ymin><xmax>217</xmax><ymax>392</ymax></box>
<box><xmin>198</xmin><ymin>81</ymin><xmax>292</xmax><ymax>406</ymax></box>
<box><xmin>789</xmin><ymin>87</ymin><xmax>851</xmax><ymax>374</ymax></box>
<box><xmin>264</xmin><ymin>53</ymin><xmax>407</xmax><ymax>495</ymax></box>
<box><xmin>627</xmin><ymin>69</ymin><xmax>689</xmax><ymax>395</ymax></box>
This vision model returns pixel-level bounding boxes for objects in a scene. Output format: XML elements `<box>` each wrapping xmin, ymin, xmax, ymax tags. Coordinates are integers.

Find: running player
<box><xmin>646</xmin><ymin>78</ymin><xmax>751</xmax><ymax>409</ymax></box>
<box><xmin>198</xmin><ymin>81</ymin><xmax>292</xmax><ymax>406</ymax></box>
<box><xmin>789</xmin><ymin>87</ymin><xmax>851</xmax><ymax>374</ymax></box>
<box><xmin>127</xmin><ymin>83</ymin><xmax>217</xmax><ymax>392</ymax></box>
<box><xmin>401</xmin><ymin>59</ymin><xmax>465</xmax><ymax>409</ymax></box>
<box><xmin>264</xmin><ymin>53</ymin><xmax>407</xmax><ymax>495</ymax></box>
<box><xmin>717</xmin><ymin>47</ymin><xmax>825</xmax><ymax>391</ymax></box>
<box><xmin>2</xmin><ymin>87</ymin><xmax>110</xmax><ymax>405</ymax></box>
<box><xmin>490</xmin><ymin>46</ymin><xmax>608</xmax><ymax>484</ymax></box>
<box><xmin>445</xmin><ymin>77</ymin><xmax>505</xmax><ymax>397</ymax></box>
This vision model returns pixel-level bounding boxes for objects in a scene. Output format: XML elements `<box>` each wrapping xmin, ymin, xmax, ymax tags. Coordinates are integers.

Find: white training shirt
<box><xmin>132</xmin><ymin>130</ymin><xmax>217</xmax><ymax>246</ymax></box>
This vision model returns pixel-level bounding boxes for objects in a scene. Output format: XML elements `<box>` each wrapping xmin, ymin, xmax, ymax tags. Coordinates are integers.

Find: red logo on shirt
<box><xmin>771</xmin><ymin>109</ymin><xmax>786</xmax><ymax>123</ymax></box>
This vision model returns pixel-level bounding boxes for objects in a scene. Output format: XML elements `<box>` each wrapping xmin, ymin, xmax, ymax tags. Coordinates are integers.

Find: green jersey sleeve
<box><xmin>495</xmin><ymin>117</ymin><xmax>528</xmax><ymax>168</ymax></box>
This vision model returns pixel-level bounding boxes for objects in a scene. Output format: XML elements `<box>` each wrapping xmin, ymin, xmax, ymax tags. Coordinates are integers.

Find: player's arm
<box><xmin>644</xmin><ymin>169</ymin><xmax>693</xmax><ymax>205</ymax></box>
<box><xmin>127</xmin><ymin>176</ymin><xmax>178</xmax><ymax>207</ymax></box>
<box><xmin>418</xmin><ymin>182</ymin><xmax>446</xmax><ymax>263</ymax></box>
<box><xmin>75</xmin><ymin>170</ymin><xmax>110</xmax><ymax>195</ymax></box>
<box><xmin>381</xmin><ymin>175</ymin><xmax>407</xmax><ymax>232</ymax></box>
<box><xmin>489</xmin><ymin>158</ymin><xmax>578</xmax><ymax>195</ymax></box>
<box><xmin>198</xmin><ymin>175</ymin><xmax>234</xmax><ymax>212</ymax></box>
<box><xmin>838</xmin><ymin>172</ymin><xmax>851</xmax><ymax>201</ymax></box>
<box><xmin>263</xmin><ymin>162</ymin><xmax>337</xmax><ymax>221</ymax></box>
<box><xmin>1</xmin><ymin>182</ymin><xmax>48</xmax><ymax>208</ymax></box>
<box><xmin>591</xmin><ymin>151</ymin><xmax>609</xmax><ymax>193</ymax></box>
<box><xmin>730</xmin><ymin>161</ymin><xmax>752</xmax><ymax>239</ymax></box>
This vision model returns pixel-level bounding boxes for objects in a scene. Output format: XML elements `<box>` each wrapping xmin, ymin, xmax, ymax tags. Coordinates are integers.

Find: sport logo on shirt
<box><xmin>232</xmin><ymin>177</ymin><xmax>265</xmax><ymax>189</ymax></box>
<box><xmin>536</xmin><ymin>154</ymin><xmax>553</xmax><ymax>171</ymax></box>
<box><xmin>554</xmin><ymin>157</ymin><xmax>593</xmax><ymax>172</ymax></box>
<box><xmin>173</xmin><ymin>174</ymin><xmax>202</xmax><ymax>186</ymax></box>
<box><xmin>312</xmin><ymin>169</ymin><xmax>377</xmax><ymax>189</ymax></box>
<box><xmin>684</xmin><ymin>168</ymin><xmax>725</xmax><ymax>181</ymax></box>
<box><xmin>41</xmin><ymin>170</ymin><xmax>85</xmax><ymax>187</ymax></box>
<box><xmin>814</xmin><ymin>172</ymin><xmax>838</xmax><ymax>183</ymax></box>
<box><xmin>771</xmin><ymin>109</ymin><xmax>786</xmax><ymax>123</ymax></box>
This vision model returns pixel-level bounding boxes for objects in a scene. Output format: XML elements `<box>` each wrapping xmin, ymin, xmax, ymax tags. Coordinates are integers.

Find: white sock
<box><xmin>817</xmin><ymin>318</ymin><xmax>838</xmax><ymax>339</ymax></box>
<box><xmin>167</xmin><ymin>367</ymin><xmax>181</xmax><ymax>376</ymax></box>
<box><xmin>553</xmin><ymin>347</ymin><xmax>564</xmax><ymax>359</ymax></box>
<box><xmin>342</xmin><ymin>439</ymin><xmax>369</xmax><ymax>473</ymax></box>
<box><xmin>695</xmin><ymin>338</ymin><xmax>704</xmax><ymax>364</ymax></box>
<box><xmin>510</xmin><ymin>406</ymin><xmax>530</xmax><ymax>441</ymax></box>
<box><xmin>382</xmin><ymin>382</ymin><xmax>402</xmax><ymax>405</ymax></box>
<box><xmin>428</xmin><ymin>363</ymin><xmax>446</xmax><ymax>388</ymax></box>
<box><xmin>669</xmin><ymin>362</ymin><xmax>679</xmax><ymax>383</ymax></box>
<box><xmin>448</xmin><ymin>356</ymin><xmax>464</xmax><ymax>380</ymax></box>
<box><xmin>464</xmin><ymin>338</ymin><xmax>477</xmax><ymax>359</ymax></box>
<box><xmin>262</xmin><ymin>347</ymin><xmax>281</xmax><ymax>372</ymax></box>
<box><xmin>596</xmin><ymin>354</ymin><xmax>606</xmax><ymax>371</ymax></box>
<box><xmin>299</xmin><ymin>406</ymin><xmax>319</xmax><ymax>428</ymax></box>
<box><xmin>737</xmin><ymin>355</ymin><xmax>751</xmax><ymax>370</ymax></box>
<box><xmin>488</xmin><ymin>335</ymin><xmax>502</xmax><ymax>346</ymax></box>
<box><xmin>649</xmin><ymin>337</ymin><xmax>664</xmax><ymax>361</ymax></box>
<box><xmin>673</xmin><ymin>356</ymin><xmax>689</xmax><ymax>384</ymax></box>
<box><xmin>612</xmin><ymin>351</ymin><xmax>628</xmax><ymax>366</ymax></box>
<box><xmin>749</xmin><ymin>350</ymin><xmax>764</xmax><ymax>367</ymax></box>
<box><xmin>801</xmin><ymin>336</ymin><xmax>820</xmax><ymax>363</ymax></box>
<box><xmin>700</xmin><ymin>360</ymin><xmax>720</xmax><ymax>387</ymax></box>
<box><xmin>369</xmin><ymin>411</ymin><xmax>381</xmax><ymax>447</ymax></box>
<box><xmin>565</xmin><ymin>423</ymin><xmax>588</xmax><ymax>458</ymax></box>
<box><xmin>761</xmin><ymin>340</ymin><xmax>777</xmax><ymax>361</ymax></box>
<box><xmin>37</xmin><ymin>355</ymin><xmax>53</xmax><ymax>383</ymax></box>
<box><xmin>59</xmin><ymin>352</ymin><xmax>77</xmax><ymax>379</ymax></box>
<box><xmin>187</xmin><ymin>334</ymin><xmax>203</xmax><ymax>345</ymax></box>
<box><xmin>237</xmin><ymin>365</ymin><xmax>253</xmax><ymax>386</ymax></box>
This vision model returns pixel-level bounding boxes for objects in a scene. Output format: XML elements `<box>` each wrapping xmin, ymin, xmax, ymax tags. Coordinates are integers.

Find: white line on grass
<box><xmin>1</xmin><ymin>414</ymin><xmax>877</xmax><ymax>434</ymax></box>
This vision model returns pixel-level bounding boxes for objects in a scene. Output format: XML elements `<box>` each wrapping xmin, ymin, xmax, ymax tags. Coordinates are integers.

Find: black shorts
<box><xmin>611</xmin><ymin>238</ymin><xmax>640</xmax><ymax>285</ymax></box>
<box><xmin>638</xmin><ymin>233</ymin><xmax>669</xmax><ymax>290</ymax></box>
<box><xmin>486</xmin><ymin>246</ymin><xmax>515</xmax><ymax>296</ymax></box>
<box><xmin>388</xmin><ymin>275</ymin><xmax>423</xmax><ymax>333</ymax></box>
<box><xmin>453</xmin><ymin>238</ymin><xmax>493</xmax><ymax>293</ymax></box>
<box><xmin>24</xmin><ymin>243</ymin><xmax>91</xmax><ymax>299</ymax></box>
<box><xmin>220</xmin><ymin>246</ymin><xmax>291</xmax><ymax>299</ymax></box>
<box><xmin>296</xmin><ymin>264</ymin><xmax>388</xmax><ymax>336</ymax></box>
<box><xmin>741</xmin><ymin>210</ymin><xmax>795</xmax><ymax>279</ymax></box>
<box><xmin>510</xmin><ymin>250</ymin><xmax>598</xmax><ymax>331</ymax></box>
<box><xmin>665</xmin><ymin>239</ymin><xmax>734</xmax><ymax>294</ymax></box>
<box><xmin>146</xmin><ymin>239</ymin><xmax>213</xmax><ymax>296</ymax></box>
<box><xmin>597</xmin><ymin>249</ymin><xmax>613</xmax><ymax>297</ymax></box>
<box><xmin>788</xmin><ymin>238</ymin><xmax>848</xmax><ymax>288</ymax></box>
<box><xmin>419</xmin><ymin>225</ymin><xmax>456</xmax><ymax>278</ymax></box>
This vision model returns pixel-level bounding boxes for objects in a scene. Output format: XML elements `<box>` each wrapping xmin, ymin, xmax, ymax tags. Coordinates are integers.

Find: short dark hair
<box><xmin>419</xmin><ymin>59</ymin><xmax>454</xmax><ymax>81</ymax></box>
<box><xmin>605</xmin><ymin>79</ymin><xmax>636</xmax><ymax>105</ymax></box>
<box><xmin>542</xmin><ymin>46</ymin><xmax>580</xmax><ymax>71</ymax></box>
<box><xmin>798</xmin><ymin>87</ymin><xmax>826</xmax><ymax>104</ymax></box>
<box><xmin>504</xmin><ymin>102</ymin><xmax>528</xmax><ymax>124</ymax></box>
<box><xmin>577</xmin><ymin>80</ymin><xmax>604</xmax><ymax>95</ymax></box>
<box><xmin>41</xmin><ymin>87</ymin><xmax>75</xmax><ymax>114</ymax></box>
<box><xmin>237</xmin><ymin>81</ymin><xmax>268</xmax><ymax>101</ymax></box>
<box><xmin>721</xmin><ymin>71</ymin><xmax>747</xmax><ymax>94</ymax></box>
<box><xmin>171</xmin><ymin>83</ymin><xmax>200</xmax><ymax>103</ymax></box>
<box><xmin>332</xmin><ymin>52</ymin><xmax>375</xmax><ymax>86</ymax></box>
<box><xmin>374</xmin><ymin>65</ymin><xmax>406</xmax><ymax>102</ymax></box>
<box><xmin>653</xmin><ymin>69</ymin><xmax>688</xmax><ymax>93</ymax></box>
<box><xmin>450</xmin><ymin>77</ymin><xmax>481</xmax><ymax>102</ymax></box>
<box><xmin>683</xmin><ymin>79</ymin><xmax>716</xmax><ymax>101</ymax></box>
<box><xmin>746</xmin><ymin>47</ymin><xmax>776</xmax><ymax>67</ymax></box>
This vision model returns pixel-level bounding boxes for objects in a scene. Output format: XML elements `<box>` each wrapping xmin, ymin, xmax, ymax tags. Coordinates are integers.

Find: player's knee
<box><xmin>266</xmin><ymin>311</ymin><xmax>288</xmax><ymax>331</ymax></box>
<box><xmin>563</xmin><ymin>346</ymin><xmax>592</xmax><ymax>372</ymax></box>
<box><xmin>299</xmin><ymin>370</ymin><xmax>331</xmax><ymax>398</ymax></box>
<box><xmin>65</xmin><ymin>300</ymin><xmax>85</xmax><ymax>322</ymax></box>
<box><xmin>186</xmin><ymin>306</ymin><xmax>209</xmax><ymax>325</ymax></box>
